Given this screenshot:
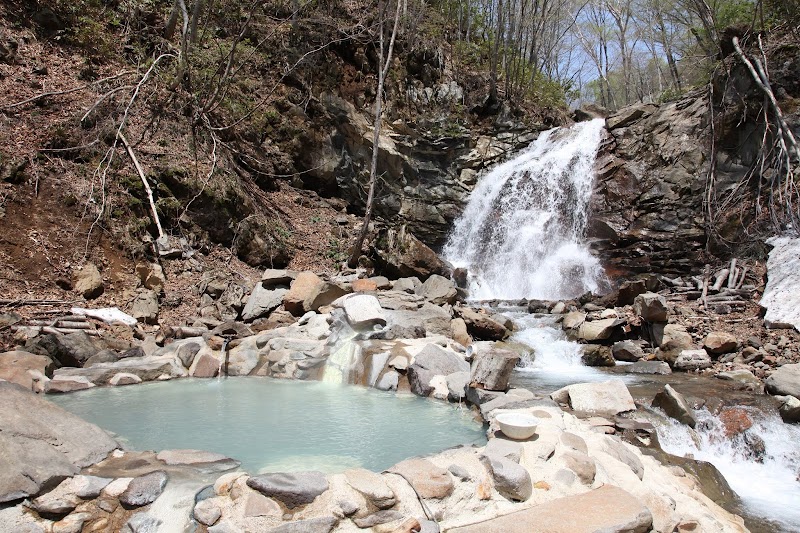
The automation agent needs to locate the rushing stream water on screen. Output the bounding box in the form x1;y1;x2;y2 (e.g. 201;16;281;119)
444;120;800;531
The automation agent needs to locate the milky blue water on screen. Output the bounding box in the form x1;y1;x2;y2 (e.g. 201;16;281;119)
49;377;485;473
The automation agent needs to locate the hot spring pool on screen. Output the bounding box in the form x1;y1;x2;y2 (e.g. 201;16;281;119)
49;377;486;474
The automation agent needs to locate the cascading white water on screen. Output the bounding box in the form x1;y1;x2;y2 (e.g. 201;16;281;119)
657;407;800;532
444;119;607;300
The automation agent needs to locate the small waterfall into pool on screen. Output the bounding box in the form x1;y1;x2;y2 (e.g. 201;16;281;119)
657;408;800;532
444;119;607;301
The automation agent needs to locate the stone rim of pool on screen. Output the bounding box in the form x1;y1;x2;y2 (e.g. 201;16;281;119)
48;376;488;475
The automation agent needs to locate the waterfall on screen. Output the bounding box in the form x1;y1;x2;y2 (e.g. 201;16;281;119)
657;407;800;532
444;119;607;301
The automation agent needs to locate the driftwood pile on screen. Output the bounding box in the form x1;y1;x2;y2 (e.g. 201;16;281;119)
9;314;101;336
660;259;756;314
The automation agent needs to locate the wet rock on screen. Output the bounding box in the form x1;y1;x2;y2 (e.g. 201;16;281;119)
652;384;697;428
633;292;668;323
580;345;615;367
246;471;329;508
416;274;457;305
446;371;470;401
765;363;800;399
241;285;287;322
718;408;752;437
130;289;159;324
562;311;586;330
342;294;386;328
53;356;187;385
551;380;635;416
73;263;103;300
120;470;168;508
372;226;452;280
673;349;712;371
457;307;509;341
109;372;142;386
703;331;739;355
389;458;453;499
470;348;519;391
778;395;800;423
156;449;239;470
0;350;54;390
715;369;759;385
627;361;671;375
611;340;644;362
46;375;95;393
344;468;396;509
480;453;531;502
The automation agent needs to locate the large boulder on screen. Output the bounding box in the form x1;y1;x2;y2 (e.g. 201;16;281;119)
633;292;669;323
51;356;187;385
120;471;168;508
457;307;509;341
407;344;469;397
372;226;452;281
344;469;396;509
26;332;102;368
387;458;453;499
470;349;519;391
241;284;288;322
765;363;800;399
342;294;386;329
703;331;739;355
0;350;54;390
0;382;118;503
551;380;635;416
652;384;697;428
73;263;104;300
612;340;645;362
576;318;623;341
247;471;328;508
580;345;615;367
284;272;348;316
479;453;531;502
416;274;457;305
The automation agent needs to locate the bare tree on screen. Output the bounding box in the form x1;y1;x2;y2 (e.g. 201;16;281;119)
347;0;403;267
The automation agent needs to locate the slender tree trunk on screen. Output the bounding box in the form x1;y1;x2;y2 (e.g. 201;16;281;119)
347;0;402;267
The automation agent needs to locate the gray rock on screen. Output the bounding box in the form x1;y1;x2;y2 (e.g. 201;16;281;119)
342;294;386;328
652;384;697;428
109;372;142;386
408;344;469;396
372;226;452;280
0;382;117;503
627;361;672;375
633;292;668;323
765;363;800;399
392;277;420;293
73;263;103;300
120;471;168;508
267;517;337;533
175;341;202;368
480;453;532;502
576;318;623;341
135;262;165;292
580;345;615;367
242;284;287;322
470;349;519;391
130;289;159;325
375;370;399;391
484;438;522;463
416;274;457;305
246;471;328;508
121;513;162;533
760;236;800;330
353;511;405;528
551;380;635;416
716;369;759;385
673;349;712;371
261;269;296;287
344;468;395;509
45;375;95;393
779;395;800;423
27;331;102;368
84;349;120;367
446;371;470;401
457;307;509;341
53;356;186;385
156;449;239;470
558;450;596;484
612;340;645;362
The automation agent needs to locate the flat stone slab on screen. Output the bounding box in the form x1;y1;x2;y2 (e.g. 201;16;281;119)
156;449;240;471
246;471;329;508
449;485;652;533
342;294;387;328
551;380;635;416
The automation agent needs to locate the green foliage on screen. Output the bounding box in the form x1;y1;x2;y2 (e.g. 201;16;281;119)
325;236;348;262
715;0;756;29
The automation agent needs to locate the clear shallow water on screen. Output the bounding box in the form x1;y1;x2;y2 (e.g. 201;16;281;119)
49;378;486;474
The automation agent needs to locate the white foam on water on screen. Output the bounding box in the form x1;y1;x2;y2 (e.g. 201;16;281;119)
444;119;607;300
657;408;800;532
